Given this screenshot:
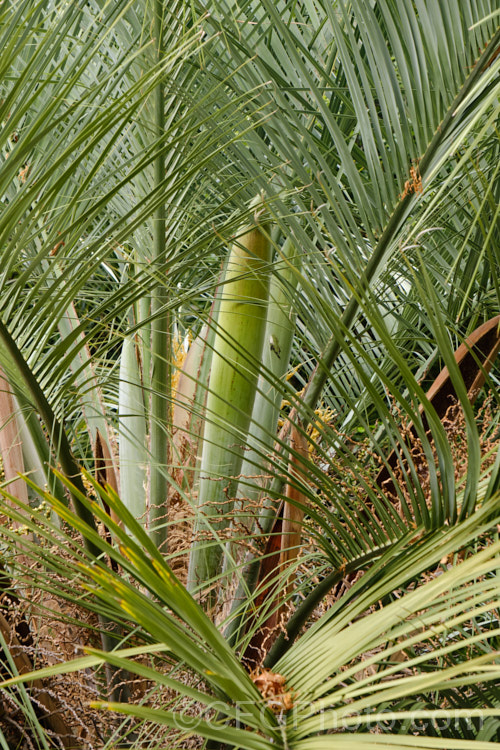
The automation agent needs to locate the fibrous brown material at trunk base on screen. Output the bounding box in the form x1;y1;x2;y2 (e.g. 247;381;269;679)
0;562;126;748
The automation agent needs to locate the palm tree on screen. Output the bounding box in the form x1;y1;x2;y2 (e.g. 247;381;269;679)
0;0;499;748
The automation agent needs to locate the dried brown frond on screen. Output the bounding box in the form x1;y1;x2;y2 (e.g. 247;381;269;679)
251;667;296;713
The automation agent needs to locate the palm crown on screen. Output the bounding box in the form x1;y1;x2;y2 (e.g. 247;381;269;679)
0;1;499;748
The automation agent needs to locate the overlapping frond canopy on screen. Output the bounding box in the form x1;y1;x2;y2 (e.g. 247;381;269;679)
0;0;499;746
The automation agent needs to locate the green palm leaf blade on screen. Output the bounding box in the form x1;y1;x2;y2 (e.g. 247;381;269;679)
188;0;500;549
92;701;277;750
15;471;280;725
0;641;276;746
293;738;500;749
272;500;500;746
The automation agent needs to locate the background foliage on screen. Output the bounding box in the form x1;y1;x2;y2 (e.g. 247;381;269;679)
0;0;499;748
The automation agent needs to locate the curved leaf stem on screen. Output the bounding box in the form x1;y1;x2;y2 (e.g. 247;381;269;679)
149;0;170;550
